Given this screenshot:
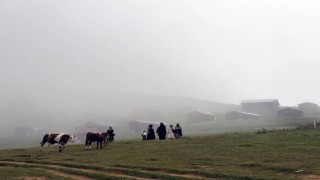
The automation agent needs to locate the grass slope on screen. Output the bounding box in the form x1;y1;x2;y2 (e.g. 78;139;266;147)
1;128;320;179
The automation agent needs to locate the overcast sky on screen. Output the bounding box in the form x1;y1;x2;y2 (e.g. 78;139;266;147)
1;0;320;106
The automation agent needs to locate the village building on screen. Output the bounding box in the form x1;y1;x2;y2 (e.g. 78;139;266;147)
298;102;318;111
225;111;260;121
187;110;217;124
241;99;280;117
277;107;304;118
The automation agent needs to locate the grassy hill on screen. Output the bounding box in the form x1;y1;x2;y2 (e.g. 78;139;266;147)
0;93;240;149
1;127;320;179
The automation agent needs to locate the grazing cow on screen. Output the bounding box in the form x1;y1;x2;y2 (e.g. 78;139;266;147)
85;132;109;150
40;133;76;152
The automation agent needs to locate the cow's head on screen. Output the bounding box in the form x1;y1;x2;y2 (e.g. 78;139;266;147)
68;135;76;143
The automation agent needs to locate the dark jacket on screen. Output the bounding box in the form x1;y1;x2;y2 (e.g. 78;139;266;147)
147;126;155;140
156;123;167;140
175;124;182;138
107;129;115;142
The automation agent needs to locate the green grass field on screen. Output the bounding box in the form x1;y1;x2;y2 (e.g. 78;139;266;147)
1;127;320;179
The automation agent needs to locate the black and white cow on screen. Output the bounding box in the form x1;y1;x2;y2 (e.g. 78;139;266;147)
40;133;76;152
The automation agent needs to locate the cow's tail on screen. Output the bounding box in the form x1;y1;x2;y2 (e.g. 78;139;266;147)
85;137;88;147
85;133;90;147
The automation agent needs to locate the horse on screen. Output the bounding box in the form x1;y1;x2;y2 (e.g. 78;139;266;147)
40;133;76;152
85;132;109;150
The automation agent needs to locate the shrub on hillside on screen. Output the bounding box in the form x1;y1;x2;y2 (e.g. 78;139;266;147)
296;121;320;130
256;128;267;134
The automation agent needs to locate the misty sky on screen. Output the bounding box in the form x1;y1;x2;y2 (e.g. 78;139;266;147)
1;0;320;106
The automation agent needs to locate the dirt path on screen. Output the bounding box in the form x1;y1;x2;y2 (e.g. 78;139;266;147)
0;161;93;180
304;175;320;180
0;161;151;180
46;165;151;180
17;176;47;180
0;160;208;179
162;172;208;179
46;169;93;180
0;166;15;169
138;169;208;179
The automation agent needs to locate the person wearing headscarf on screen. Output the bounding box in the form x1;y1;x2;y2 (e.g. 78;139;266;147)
147;124;155;140
167;124;175;139
107;126;115;142
175;123;182;138
156;122;167;140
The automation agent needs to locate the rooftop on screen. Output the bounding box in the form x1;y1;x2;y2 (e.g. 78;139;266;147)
190;110;216;116
277;107;303;112
229;111;260;117
241;99;279;104
131;120;169;125
298;102;318;106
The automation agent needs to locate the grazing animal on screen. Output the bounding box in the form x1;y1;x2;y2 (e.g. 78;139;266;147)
40;133;76;152
85;132;109;150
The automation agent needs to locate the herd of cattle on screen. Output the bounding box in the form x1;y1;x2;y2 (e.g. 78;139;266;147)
39;132;109;152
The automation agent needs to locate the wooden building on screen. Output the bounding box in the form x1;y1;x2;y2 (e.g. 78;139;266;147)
241;99;280;116
277;107;304;118
187;110;217;124
225;111;260;121
298;102;318;111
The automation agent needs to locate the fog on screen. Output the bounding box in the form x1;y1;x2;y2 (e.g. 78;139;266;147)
1;1;320;146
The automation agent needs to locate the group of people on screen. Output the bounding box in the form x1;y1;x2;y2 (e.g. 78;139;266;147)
142;123;182;141
88;123;182;143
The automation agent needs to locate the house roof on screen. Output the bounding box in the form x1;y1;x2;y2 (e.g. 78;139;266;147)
130;120;169;125
277;107;303;112
189;110;216;116
241;99;279;104
298;102;318;106
227;111;260;117
278;106;299;110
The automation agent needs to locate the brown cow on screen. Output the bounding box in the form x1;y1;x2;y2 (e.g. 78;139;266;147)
85;132;108;150
40;133;76;152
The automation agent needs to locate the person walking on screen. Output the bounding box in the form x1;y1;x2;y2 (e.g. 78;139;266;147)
156;122;167;140
142;130;147;141
175;123;182;138
147;124;155;140
107;126;115;142
167;124;175;139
